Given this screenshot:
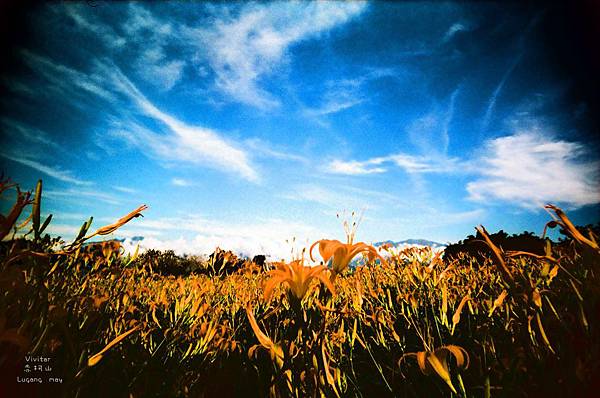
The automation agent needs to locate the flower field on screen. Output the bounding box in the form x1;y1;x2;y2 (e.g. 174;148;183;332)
1;178;599;397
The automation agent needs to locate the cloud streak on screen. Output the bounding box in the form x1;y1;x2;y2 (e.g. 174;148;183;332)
281;183;401;211
481;51;523;131
1;153;92;186
171;178;192;187
1;118;61;150
327;158;388;175
22;51;116;103
304;78;366;117
123;4;186;91
407;86;460;156
244;138;308;164
61;4;126;49
481;13;543;131
443;22;471;42
326;154;460;175
45;188;122;205
106;64;260;182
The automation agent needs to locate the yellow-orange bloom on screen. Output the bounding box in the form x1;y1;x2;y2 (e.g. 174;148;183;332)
309;239;386;275
263;260;335;301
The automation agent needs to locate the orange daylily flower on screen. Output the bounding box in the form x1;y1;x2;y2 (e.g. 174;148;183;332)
263;260;335;301
309;239;387;275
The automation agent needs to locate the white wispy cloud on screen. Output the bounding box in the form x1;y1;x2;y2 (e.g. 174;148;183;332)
467;131;600;208
61;3;126;49
18;49;262;182
281;183;400;211
113;186;138;194
304;79;366;117
327;158;387;175
2;79;37;97
1;153;92;186
54;2;368;100
138;48;185;91
1;118;61;149
104;64;259;182
45;188;122;205
22;51;115;103
481;13;542;131
171;178;192;187
244;138;308;163
122;3;173;38
187;1;367;108
312;98;364;116
58;4;184;91
390;154;460;173
302;69;401;123
124;4;185;91
481;51;523;131
443;22;470;42
407;86;460;155
326;153;460;175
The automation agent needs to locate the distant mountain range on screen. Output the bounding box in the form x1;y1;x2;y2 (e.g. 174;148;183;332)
373;239;447;249
116;235;447;258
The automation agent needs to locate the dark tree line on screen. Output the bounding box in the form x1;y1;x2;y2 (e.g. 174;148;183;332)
444;223;600;261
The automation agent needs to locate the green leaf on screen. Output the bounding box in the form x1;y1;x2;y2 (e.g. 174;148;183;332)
32;179;42;239
75;217;94;242
39;214;52;235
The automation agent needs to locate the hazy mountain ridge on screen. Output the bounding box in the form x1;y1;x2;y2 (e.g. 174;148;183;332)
373;239;447;249
116;236;447;259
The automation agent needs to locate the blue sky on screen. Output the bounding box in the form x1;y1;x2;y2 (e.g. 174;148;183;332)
1;1;599;259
